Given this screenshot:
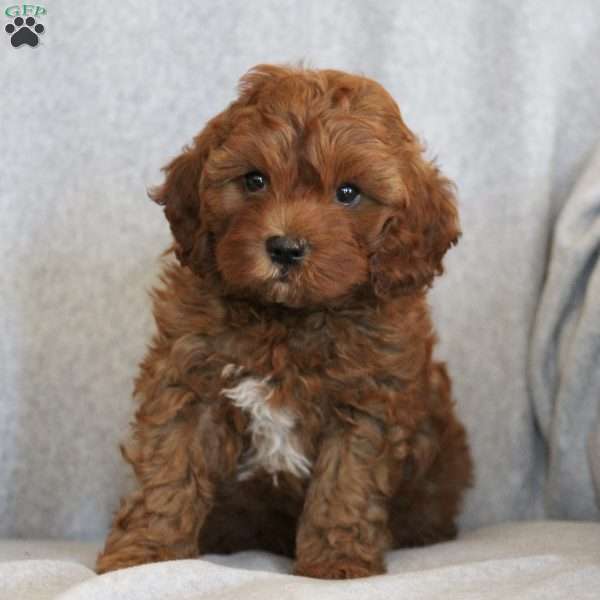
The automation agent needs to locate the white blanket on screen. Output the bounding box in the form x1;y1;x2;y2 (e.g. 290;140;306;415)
1;522;599;600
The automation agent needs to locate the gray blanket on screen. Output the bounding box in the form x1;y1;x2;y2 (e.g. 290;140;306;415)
530;142;600;518
0;0;599;540
2;522;600;599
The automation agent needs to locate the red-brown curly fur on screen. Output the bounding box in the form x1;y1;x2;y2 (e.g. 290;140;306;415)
96;65;472;579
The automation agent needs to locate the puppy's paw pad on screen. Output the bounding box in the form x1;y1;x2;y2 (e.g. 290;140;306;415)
5;16;44;47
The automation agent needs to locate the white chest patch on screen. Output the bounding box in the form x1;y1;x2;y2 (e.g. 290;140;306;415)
221;370;311;483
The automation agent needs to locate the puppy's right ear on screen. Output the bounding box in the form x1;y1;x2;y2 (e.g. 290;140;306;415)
148;117;224;270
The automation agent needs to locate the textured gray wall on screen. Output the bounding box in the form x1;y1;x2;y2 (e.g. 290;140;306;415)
1;0;599;540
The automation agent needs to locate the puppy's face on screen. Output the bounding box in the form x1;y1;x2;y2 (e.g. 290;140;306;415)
151;66;459;308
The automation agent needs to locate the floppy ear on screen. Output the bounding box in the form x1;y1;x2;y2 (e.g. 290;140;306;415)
148;116;225;272
370;161;460;297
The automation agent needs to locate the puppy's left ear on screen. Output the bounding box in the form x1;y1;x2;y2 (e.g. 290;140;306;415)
149;115;225;272
370;160;460;297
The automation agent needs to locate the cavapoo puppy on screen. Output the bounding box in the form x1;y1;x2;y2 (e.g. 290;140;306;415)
97;65;472;579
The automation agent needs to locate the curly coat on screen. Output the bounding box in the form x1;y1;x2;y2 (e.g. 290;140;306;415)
96;65;472;579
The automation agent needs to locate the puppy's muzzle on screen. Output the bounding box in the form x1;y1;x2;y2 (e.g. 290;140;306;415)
266;236;307;268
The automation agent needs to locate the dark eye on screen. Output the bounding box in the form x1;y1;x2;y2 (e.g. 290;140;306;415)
244;171;268;193
335;183;361;207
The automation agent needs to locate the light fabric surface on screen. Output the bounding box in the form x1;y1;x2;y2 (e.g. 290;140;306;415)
1;523;599;600
530;142;600;518
1;0;600;541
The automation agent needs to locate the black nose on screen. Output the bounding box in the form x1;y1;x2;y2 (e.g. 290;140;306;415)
266;236;307;267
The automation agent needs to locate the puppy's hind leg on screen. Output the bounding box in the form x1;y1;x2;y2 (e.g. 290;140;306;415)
389;364;472;548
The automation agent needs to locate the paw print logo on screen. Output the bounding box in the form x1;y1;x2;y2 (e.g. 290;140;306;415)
5;16;44;47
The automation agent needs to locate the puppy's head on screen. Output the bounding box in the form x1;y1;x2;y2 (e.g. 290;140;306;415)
150;65;459;307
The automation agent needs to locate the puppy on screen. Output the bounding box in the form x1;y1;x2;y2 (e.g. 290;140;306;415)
96;65;472;579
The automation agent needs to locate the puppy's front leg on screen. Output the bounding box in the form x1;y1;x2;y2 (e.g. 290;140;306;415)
96;388;240;573
294;413;392;579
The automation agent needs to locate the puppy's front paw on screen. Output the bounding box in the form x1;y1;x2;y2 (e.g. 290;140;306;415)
294;558;384;579
96;551;152;574
96;544;180;573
